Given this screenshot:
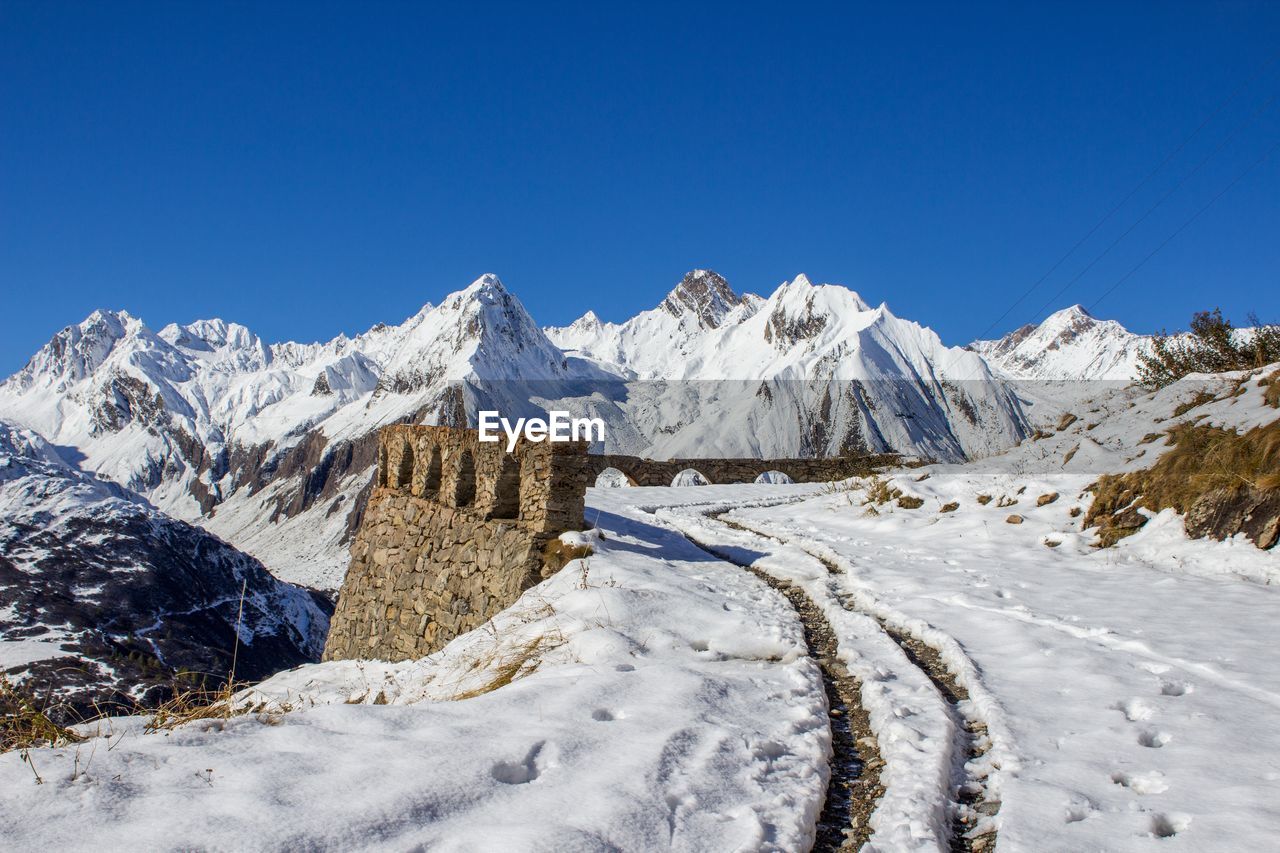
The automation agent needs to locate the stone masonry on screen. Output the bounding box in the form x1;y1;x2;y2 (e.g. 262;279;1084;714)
322;425;594;662
585;453;898;486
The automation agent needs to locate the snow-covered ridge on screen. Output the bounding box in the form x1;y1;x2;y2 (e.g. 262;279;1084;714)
969;304;1153;381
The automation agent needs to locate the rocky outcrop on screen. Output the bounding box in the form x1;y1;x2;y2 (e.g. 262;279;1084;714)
1185;486;1280;550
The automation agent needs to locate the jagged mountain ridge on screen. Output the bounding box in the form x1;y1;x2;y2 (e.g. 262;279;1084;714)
548;271;1030;461
2;270;1032;589
0;421;329;720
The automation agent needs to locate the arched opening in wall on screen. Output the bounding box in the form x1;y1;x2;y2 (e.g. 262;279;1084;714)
377;444;389;487
454;450;476;507
671;468;711;487
395;441;415;490
754;470;795;485
594;467;636;488
423;447;443;499
489;455;522;519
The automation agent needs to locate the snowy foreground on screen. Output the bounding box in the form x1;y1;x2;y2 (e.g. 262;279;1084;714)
4;465;1279;851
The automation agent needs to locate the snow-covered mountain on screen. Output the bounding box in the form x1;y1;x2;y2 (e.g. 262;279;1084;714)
546;269;766;375
969;305;1152;381
549;271;1030;461
0;271;1030;588
0;420;329;720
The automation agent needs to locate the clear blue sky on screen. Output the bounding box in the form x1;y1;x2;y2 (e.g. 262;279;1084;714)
3;1;1278;374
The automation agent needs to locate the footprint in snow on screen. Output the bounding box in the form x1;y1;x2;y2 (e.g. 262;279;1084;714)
1064;797;1097;824
1160;679;1193;697
1112;698;1155;721
1149;812;1192;838
1138;729;1172;748
1111;770;1169;794
491;741;548;785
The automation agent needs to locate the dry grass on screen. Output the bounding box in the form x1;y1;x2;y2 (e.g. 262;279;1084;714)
975;494;992;505
1085;419;1280;545
862;475;902;505
1172;390;1216;418
144;680;252;733
896;495;924;509
939;501;959;513
1056;413;1078;431
451;634;562;701
1;677;85;756
1262;370;1280;409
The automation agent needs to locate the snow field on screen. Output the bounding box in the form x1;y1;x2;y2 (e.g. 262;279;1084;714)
727;468;1280;850
0;497;834;852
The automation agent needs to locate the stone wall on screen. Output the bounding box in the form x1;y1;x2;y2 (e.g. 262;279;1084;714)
325;425;893;663
586;453;899;486
322;425;593;662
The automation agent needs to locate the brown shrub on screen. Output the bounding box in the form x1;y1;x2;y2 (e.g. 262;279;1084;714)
897;495;924;509
939;501;959;513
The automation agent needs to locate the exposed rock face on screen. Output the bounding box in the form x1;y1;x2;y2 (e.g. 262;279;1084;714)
323;425;593;662
1185;486;1280;550
659;269;744;329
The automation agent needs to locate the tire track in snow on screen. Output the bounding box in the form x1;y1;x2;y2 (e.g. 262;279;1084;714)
715;512;1005;853
663;516;884;851
655;499;1003;853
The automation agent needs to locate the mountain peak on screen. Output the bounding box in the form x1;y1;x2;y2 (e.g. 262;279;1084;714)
660;269;743;329
971;304;1146;380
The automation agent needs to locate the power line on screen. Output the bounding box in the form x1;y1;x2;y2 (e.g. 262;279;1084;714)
1088;137;1280;313
1022;89;1278;323
972;49;1279;343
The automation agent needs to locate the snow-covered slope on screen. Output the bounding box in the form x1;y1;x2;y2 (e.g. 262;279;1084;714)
969;305;1152;381
0;421;329;719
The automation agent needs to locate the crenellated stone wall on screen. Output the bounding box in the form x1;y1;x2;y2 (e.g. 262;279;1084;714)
322;425;593;662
